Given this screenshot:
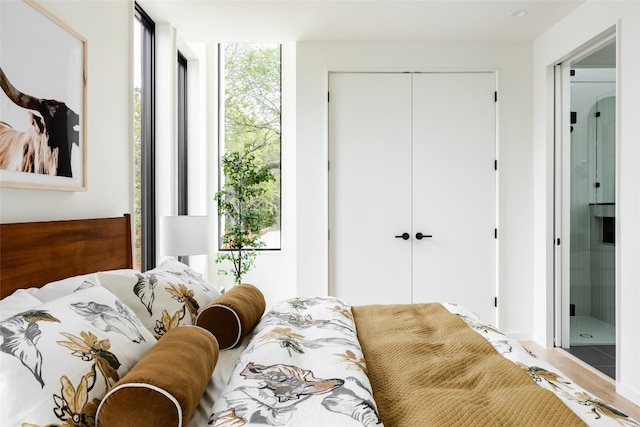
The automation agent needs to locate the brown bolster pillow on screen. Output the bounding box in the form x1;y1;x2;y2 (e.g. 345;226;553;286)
195;283;266;350
96;325;219;427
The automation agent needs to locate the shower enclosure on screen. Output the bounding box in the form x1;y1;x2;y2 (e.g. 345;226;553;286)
560;40;617;378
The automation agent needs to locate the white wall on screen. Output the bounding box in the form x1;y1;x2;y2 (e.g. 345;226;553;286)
296;41;534;337
0;1;133;223
532;1;640;404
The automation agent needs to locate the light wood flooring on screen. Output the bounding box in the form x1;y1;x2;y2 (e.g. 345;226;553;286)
520;340;640;422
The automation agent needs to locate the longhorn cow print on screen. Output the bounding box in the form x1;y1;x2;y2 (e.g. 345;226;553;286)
0;67;80;177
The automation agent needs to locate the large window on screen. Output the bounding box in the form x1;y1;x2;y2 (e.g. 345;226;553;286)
133;5;155;271
219;43;282;250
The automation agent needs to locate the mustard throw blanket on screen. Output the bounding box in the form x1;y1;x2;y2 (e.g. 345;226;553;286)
352;303;586;427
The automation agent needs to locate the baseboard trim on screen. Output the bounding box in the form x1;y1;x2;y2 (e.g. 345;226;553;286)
617;383;640;408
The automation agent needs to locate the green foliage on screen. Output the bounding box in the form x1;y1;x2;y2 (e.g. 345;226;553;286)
215;43;282;284
133;87;142;257
223;44;281;238
215;142;276;284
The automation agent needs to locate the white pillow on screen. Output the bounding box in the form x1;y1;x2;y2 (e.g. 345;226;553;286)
0;286;155;426
32;269;139;303
99;258;220;339
0;289;42;319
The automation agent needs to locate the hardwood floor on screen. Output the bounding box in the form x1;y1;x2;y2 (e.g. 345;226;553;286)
520;340;640;422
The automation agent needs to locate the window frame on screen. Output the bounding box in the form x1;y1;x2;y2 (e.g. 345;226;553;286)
217;43;283;252
134;4;156;271
177;51;188;215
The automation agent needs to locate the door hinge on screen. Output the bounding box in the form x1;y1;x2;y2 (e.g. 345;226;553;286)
328;160;330;171
494;228;498;239
595;111;601;118
494;297;498;307
494;91;497;102
571;111;577;124
556;238;561;245
328;92;330;102
328;229;330;240
494;160;498;171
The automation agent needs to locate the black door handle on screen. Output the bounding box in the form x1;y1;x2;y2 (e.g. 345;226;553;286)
416;232;432;240
395;232;410;240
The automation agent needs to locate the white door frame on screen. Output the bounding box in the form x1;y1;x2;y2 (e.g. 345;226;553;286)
553;34;617;349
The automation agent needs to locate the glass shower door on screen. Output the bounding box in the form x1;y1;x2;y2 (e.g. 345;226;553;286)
566;56;616;378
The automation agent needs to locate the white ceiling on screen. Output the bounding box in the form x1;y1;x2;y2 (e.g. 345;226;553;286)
142;0;585;43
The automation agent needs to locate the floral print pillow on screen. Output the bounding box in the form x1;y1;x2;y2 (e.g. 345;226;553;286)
0;289;41;319
0;286;155;427
98;257;221;339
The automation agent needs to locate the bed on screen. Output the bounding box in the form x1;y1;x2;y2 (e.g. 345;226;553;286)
1;215;638;427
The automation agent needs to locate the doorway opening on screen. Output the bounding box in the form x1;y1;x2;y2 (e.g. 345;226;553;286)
555;35;617;379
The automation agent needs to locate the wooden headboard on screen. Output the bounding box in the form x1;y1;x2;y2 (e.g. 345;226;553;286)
0;214;132;298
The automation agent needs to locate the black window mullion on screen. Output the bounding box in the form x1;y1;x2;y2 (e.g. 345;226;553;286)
135;4;156;271
177;52;188;215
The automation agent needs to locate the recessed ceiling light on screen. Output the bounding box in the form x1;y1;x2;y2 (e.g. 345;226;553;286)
510;10;527;18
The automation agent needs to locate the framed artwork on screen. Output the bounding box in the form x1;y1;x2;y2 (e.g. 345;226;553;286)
0;0;87;191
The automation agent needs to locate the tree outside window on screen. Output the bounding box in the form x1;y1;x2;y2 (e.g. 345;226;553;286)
219;43;281;251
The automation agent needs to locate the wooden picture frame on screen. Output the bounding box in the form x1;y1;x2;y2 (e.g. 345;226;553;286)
0;0;87;191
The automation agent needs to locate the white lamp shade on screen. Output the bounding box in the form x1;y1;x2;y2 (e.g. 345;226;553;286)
160;215;209;256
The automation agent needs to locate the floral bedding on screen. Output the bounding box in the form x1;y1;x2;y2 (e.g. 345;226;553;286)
2;276;638;427
0;259;222;427
208;297;381;427
209;298;639;427
0;286;155;427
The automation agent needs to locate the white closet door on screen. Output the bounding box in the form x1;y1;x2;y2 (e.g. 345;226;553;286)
411;73;496;322
329;73;413;304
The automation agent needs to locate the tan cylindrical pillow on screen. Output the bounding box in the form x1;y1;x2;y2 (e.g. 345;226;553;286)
196;283;266;350
96;325;219;427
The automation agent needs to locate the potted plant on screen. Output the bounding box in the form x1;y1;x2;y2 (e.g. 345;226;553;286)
214;143;276;285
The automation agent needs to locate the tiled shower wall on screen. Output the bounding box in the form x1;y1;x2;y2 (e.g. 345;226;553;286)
590;205;616;325
570;69;615;325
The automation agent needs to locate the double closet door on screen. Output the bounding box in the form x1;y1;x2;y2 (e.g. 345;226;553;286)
328;72;497;323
